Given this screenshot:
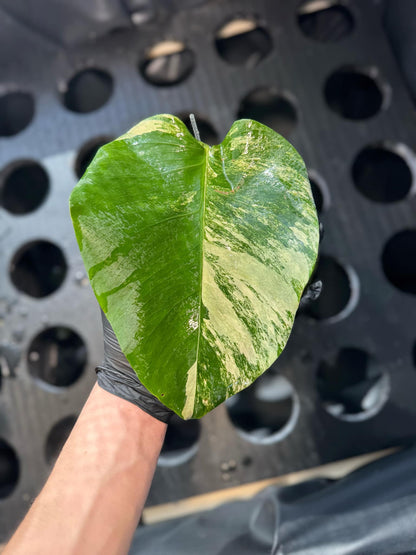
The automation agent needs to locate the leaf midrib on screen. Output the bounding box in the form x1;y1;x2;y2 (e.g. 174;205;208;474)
192;144;209;406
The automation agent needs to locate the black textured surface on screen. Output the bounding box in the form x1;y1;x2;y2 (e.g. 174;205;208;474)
1;0;416;542
384;0;416;104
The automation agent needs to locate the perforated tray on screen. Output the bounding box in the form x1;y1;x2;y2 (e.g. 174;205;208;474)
1;0;416;542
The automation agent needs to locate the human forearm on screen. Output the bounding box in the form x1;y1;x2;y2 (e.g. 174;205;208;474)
4;384;166;555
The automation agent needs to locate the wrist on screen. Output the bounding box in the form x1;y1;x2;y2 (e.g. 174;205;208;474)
96;365;173;423
93;383;168;434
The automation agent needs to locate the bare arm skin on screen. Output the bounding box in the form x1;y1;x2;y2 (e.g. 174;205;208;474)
4;384;166;555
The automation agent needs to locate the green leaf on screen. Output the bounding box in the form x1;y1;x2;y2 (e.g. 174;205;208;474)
69;114;319;419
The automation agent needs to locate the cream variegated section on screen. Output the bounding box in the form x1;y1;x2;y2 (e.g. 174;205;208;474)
202;257;257;376
118;114;181;140
182;361;197;420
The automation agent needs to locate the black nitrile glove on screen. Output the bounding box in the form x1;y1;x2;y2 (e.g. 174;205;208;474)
299;221;324;308
96;312;173;423
299;279;322;308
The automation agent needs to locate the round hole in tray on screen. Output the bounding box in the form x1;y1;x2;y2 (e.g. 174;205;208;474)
382;230;416;295
215;17;272;68
140;41;195;87
297;0;354;42
308;170;330;214
75;136;113;179
62;68;114;113
237;87;297;138
158;415;200;467
10;240;67;298
28;327;86;388
45;416;77;464
226;373;299;445
176;112;219;145
305;255;358;322
316;347;390;421
0;439;19;498
352;143;412;203
0;91;35;137
1;160;49;215
325;66;385;120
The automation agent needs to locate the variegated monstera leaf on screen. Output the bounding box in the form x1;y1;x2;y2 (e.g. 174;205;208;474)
70;114;319;419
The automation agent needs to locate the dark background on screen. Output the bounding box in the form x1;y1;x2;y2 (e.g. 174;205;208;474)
1;0;416;542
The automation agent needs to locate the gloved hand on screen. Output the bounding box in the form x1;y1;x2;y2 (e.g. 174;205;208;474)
299;279;322;308
96;312;173;423
299;221;324;308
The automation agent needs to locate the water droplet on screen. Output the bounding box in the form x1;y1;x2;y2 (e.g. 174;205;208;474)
12;327;25;342
74;270;89;287
7;298;18;314
228;459;237;471
29;351;40;362
19;306;28;317
221;459;237;473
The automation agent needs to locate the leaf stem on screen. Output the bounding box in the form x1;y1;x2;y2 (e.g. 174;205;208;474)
189;113;201;141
